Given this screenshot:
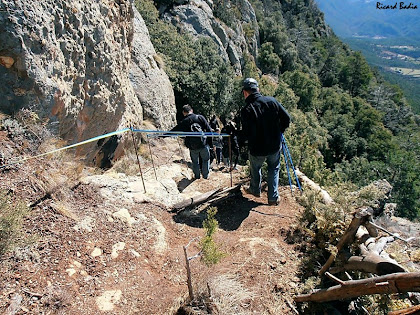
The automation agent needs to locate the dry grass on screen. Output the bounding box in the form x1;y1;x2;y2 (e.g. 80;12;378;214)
50;201;78;221
29;158;83;202
41;285;72;309
390;67;420;78
206;274;255;314
0;191;30;255
153;54;165;69
111;151;143;176
411;249;420;263
1;111;89;255
178;271;256;314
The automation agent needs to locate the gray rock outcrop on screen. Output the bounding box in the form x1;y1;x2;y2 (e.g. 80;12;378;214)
130;7;176;130
162;0;259;75
0;0;176;167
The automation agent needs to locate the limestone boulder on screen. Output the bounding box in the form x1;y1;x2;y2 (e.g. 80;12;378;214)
0;0;176;167
162;0;259;75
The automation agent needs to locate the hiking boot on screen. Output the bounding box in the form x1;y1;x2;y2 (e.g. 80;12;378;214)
244;186;261;197
268;199;279;206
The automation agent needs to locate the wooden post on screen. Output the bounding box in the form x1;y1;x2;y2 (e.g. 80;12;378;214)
183;245;194;301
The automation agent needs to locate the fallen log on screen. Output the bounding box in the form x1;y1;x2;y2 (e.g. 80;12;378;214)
318;207;373;275
388;305;420;315
172;184;241;211
344;254;406;275
294;272;420;303
172;188;224;210
295;169;333;204
343;227;406;275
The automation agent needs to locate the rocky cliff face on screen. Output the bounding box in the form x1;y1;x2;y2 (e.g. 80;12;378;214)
130;7;176;130
161;0;259;75
0;0;175;167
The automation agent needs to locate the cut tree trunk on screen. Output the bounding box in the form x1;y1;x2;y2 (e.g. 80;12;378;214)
318;207;373;275
294;272;420;303
388;305;420;315
344;254;406;275
343;229;406;275
172;184;241;211
295;169;333;204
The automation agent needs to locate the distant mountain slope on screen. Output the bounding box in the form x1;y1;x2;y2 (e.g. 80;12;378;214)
315;0;420;39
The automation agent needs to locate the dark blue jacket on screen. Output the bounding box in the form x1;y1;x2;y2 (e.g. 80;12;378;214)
171;113;213;148
240;92;290;156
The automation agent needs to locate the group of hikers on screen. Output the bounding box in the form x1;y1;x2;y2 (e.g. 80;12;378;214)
209;115;240;170
170;77;291;206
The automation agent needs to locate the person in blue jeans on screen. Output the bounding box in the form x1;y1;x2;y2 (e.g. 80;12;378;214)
240;78;291;205
170;105;212;179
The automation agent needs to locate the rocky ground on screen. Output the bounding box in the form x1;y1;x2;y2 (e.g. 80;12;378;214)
0;133;305;314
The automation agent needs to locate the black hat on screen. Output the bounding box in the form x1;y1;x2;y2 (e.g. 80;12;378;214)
242;77;258;91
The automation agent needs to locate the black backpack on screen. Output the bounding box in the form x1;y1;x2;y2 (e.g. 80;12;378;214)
185;116;207;150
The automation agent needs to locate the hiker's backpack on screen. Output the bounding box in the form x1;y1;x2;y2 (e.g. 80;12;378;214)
185;116;207;150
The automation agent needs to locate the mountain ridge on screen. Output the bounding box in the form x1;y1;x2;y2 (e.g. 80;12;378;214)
315;0;420;39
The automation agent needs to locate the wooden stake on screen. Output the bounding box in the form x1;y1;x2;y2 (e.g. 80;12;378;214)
130;127;146;193
147;136;158;181
183;245;194;301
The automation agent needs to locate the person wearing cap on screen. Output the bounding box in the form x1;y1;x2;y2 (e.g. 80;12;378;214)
240;78;291;205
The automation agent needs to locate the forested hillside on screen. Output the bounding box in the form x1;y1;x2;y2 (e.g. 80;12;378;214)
137;0;419;220
315;0;420;115
343;37;420;114
315;0;420;39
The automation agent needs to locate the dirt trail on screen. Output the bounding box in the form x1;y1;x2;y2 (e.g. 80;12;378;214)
0;135;304;314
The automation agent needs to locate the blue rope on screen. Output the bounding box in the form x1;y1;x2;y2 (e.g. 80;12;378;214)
0;127;231;169
131;128;229;137
0;128;131;169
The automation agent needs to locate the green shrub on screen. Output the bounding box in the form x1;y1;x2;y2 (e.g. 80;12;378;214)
200;207;225;266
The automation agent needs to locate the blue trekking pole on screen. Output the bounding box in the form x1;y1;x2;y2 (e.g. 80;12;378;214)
281;135;302;192
281;135;294;194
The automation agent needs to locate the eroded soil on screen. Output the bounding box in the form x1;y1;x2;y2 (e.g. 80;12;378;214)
0;133;304;314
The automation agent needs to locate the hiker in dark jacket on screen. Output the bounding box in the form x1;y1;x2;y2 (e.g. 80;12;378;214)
171;105;213;179
213;127;223;165
209;115;220;132
221;120;239;169
240;78;291;205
